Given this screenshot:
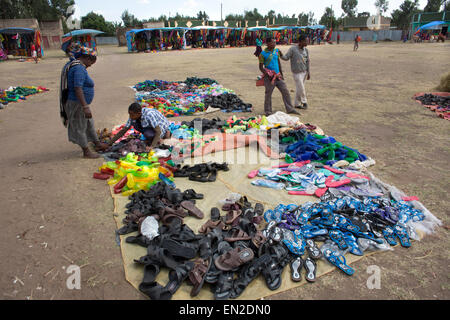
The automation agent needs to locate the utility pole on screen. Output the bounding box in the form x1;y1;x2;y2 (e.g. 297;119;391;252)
330;5;333;28
221;3;223;23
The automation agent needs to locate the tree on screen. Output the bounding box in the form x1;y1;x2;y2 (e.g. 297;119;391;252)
341;0;358;17
298;12;309;26
244;8;263;20
319;7;338;28
197;11;209;21
423;0;444;12
0;0;75;20
308;11;317;25
121;10;140;27
81;12;116;36
225;13;244;21
391;0;421;30
375;0;390;14
358;12;371;17
265;10;276;20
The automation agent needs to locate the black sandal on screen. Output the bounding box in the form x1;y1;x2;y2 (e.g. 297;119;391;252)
214;271;234;300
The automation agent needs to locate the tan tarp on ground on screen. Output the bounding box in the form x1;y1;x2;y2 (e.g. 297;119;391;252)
109;145;390;300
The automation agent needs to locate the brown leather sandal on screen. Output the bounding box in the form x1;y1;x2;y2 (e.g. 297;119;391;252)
214;247;254;271
224;228;251;242
198;220;225;234
180;201;204;219
225;210;241;226
189;257;212;297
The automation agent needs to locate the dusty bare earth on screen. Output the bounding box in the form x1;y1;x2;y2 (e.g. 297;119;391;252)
0;41;449;300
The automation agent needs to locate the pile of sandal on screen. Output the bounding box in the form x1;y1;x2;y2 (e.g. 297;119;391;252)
264;186;428;277
174;162;229;183
120;186;304;300
414;93;450;120
203;93;253;113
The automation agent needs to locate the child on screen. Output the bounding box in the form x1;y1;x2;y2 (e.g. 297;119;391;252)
31;43;38;63
109;103;171;150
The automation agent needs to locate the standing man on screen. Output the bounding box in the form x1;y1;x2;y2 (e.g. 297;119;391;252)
354;34;360;51
280;34;310;109
259;38;299;116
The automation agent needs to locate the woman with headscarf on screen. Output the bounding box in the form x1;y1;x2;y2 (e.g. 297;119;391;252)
60;46;108;158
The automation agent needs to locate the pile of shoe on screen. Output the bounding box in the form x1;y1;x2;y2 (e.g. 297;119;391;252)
264;185;427;277
415;93;450;120
203;93;252;113
122;188;304;300
183;77;217;87
118;182;206;233
174;162;229;183
285;133;368;165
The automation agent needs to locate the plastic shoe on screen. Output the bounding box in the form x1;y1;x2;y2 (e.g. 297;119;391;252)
323;249;354;276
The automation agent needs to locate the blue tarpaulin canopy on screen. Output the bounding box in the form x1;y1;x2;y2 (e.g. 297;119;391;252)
63;29;104;37
0;27;35;34
417;21;448;30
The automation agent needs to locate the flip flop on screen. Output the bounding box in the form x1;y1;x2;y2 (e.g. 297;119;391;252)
180;200;204;219
306;239;322;259
383;226;398;246
324;249;354;276
290;257;303;282
304;257;317;282
394;225;411;248
329;230;348;250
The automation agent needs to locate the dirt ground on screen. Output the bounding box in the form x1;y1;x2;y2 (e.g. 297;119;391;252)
0;41;449;300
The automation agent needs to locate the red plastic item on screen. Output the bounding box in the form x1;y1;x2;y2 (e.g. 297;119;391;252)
314;188;328;198
114;176;128;193
326;179;352;188
93;172;111;180
402;196;419;201
288;191;315;196
323;165;345;174
100;168;115;175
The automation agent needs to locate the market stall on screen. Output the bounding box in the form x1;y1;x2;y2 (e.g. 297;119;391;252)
0;27;43;60
62;29;104;53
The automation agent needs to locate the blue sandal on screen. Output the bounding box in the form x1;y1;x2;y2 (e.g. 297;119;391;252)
329;230;348;250
343;232;363;256
324;249;355;276
394;225;411;248
383;226;398;246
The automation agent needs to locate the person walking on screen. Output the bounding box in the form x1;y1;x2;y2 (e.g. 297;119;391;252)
354;34;361;51
258;38;299;116
280;34;310;109
60;46;108;158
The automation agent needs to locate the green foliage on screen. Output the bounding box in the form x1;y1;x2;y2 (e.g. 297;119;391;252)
121;10;141;27
423;0;445;12
375;0;390;13
341;0;359;17
319;7;338;28
81;11;116;36
391;0;421;30
0;0;75;20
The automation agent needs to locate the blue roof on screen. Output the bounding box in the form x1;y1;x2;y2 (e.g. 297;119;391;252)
0;27;35;34
418;21;448;30
63;29;104;37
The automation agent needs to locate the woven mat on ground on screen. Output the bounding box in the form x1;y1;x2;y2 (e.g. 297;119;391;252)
108;145;426;300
